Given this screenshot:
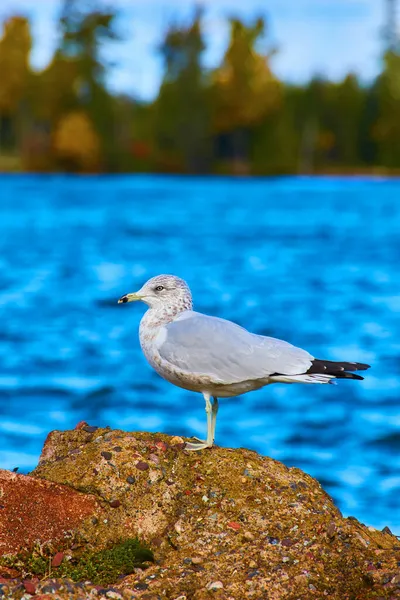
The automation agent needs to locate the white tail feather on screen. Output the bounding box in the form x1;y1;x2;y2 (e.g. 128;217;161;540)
269;374;335;384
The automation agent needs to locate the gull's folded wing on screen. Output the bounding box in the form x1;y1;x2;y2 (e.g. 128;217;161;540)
157;311;313;384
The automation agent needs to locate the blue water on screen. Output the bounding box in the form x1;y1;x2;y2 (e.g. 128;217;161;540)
0;174;399;532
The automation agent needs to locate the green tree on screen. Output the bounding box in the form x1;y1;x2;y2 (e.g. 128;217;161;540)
374;51;400;167
0;16;32;151
154;9;211;172
55;0;119;169
212;17;281;171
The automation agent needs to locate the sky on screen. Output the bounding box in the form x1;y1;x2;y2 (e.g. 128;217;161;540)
0;0;394;100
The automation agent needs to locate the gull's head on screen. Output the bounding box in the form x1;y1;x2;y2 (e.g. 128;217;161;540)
118;274;193;311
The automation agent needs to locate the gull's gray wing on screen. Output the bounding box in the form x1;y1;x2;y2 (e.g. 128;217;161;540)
157;311;313;384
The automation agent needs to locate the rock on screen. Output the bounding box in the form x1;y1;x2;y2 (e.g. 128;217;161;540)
135;461;149;471
206;580;224;590
0;427;398;600
23;580;36;594
51;552;64;567
0;470;98;556
227;521;241;531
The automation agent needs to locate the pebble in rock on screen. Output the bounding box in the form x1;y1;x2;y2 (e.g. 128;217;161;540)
135;461;149;471
206;581;224;590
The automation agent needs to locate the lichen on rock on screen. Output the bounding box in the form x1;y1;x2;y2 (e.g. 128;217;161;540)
0;426;399;599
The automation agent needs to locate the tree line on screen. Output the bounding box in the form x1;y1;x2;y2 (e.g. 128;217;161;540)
1;0;399;174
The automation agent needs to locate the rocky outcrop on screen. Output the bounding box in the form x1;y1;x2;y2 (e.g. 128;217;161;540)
0;425;399;599
0;470;98;556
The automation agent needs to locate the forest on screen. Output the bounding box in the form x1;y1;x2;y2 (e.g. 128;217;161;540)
1;0;400;175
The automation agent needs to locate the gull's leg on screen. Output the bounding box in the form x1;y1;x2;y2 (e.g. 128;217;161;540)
185;393;214;451
211;397;219;443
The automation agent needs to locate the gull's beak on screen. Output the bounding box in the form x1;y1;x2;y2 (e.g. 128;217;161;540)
118;292;143;304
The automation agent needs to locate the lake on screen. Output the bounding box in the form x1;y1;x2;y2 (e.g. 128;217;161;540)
0;174;399;533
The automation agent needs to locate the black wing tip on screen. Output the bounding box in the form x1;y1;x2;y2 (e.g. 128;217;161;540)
308;359;371;378
352;362;370;371
341;372;365;381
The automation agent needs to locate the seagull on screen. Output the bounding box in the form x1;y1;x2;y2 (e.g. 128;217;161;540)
118;274;370;451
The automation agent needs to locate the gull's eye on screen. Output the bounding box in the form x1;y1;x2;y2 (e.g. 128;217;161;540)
155;285;164;292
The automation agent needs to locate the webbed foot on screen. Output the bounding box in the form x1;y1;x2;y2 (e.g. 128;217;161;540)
185;438;213;451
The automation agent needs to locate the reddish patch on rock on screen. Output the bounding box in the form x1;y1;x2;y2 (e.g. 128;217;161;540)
0;566;20;578
23;580;37;594
52;552;65;567
74;421;88;430
0;470;98;556
155;441;167;452
281;538;295;547
109;499;121;508
227;521;241;531
135;461;149;471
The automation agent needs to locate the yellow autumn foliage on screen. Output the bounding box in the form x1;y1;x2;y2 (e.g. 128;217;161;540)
213;19;281;132
53;111;100;170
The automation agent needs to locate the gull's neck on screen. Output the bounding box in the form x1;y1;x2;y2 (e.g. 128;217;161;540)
140;298;193;337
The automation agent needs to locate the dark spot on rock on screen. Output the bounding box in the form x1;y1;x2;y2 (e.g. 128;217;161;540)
192;564;205;572
135;461;149;471
267;537;280;545
101;451;112;461
83;426;99;433
109;499;121;508
290;482;298;490
134;582;149;590
247;570;260;579
41;584;57;593
381;526;392;535
183;558;192;564
113;446;122;452
281;538;295;547
12;467;18;473
126;476;136;484
92;517;99;525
